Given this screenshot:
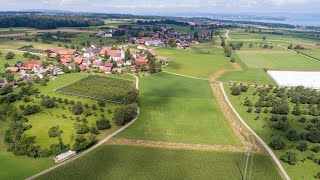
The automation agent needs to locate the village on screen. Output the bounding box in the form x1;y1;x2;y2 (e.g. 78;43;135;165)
0;23;219;89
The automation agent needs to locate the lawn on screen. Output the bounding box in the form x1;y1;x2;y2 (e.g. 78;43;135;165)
238;53;320;70
224;85;320;179
158;45;234;78
37;144;282;180
118;72;239;145
218;55;275;85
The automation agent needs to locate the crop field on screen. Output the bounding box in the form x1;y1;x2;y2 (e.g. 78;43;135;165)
238;53;320;70
118;72;239;145
218;55;275;85
56;75;136;102
37;144;282;180
224;85;320;179
158;45;234;78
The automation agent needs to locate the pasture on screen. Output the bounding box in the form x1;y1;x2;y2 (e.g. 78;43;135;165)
158;45;234;78
224;85;320;179
218;55;275;85
298;48;320;60
118;72;239;145
37;144;282;180
238;53;320;70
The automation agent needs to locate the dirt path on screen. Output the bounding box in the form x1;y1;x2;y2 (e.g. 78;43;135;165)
225;30;230;40
210;63;242;81
109;138;245;152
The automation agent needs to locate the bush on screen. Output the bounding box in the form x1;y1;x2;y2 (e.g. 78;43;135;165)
269;139;286;150
50;140;69;156
123;90;138;104
89;126;100;135
299;117;307;123
96;118;111;130
41;98;55;108
296;142;308;152
247;107;252;113
306;129;320;143
272;121;290;132
280;151;297;165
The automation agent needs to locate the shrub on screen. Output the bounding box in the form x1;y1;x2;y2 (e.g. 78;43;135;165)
285;129;299;141
75;123;89;134
114;104;138;126
89;126;100;135
96;118;111;130
299;117;307;123
306;129;320;143
71;102;83;115
247;107;252;113
272;121;290;132
269;139;286;150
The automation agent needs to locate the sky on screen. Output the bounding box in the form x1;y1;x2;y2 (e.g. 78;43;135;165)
1;0;320;15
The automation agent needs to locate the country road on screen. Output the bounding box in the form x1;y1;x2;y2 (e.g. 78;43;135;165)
225;30;230;40
26;74;140;180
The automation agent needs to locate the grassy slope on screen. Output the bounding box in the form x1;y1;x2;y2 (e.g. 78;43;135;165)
158;44;233;78
37;144;282;180
118;72;239;145
224;85;320;179
239;53;320;71
218;55;275;85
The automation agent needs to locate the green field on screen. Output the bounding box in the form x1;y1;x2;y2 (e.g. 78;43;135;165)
158;45;233;78
218;55;275;85
239;53;320;70
37;144;282;180
224;85;320;179
298;48;320;60
118;72;239;145
56;75;136;102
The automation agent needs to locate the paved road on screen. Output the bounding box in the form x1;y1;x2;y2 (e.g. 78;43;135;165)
219;82;291;180
26;74;140;180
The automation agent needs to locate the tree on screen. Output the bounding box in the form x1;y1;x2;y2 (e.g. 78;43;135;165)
292;104;301;115
123;90;138;104
71;102;83;115
48;126;63;138
193;32;199;39
271;99;290;115
5;52;15;60
5;73;14;82
249;43;253;48
55;53;61;61
96;118;111;130
148;56;156;74
306;129;320;143
296;142;308;152
231;86;241;96
104;51;109;60
269;139;286;150
124;48;131;61
221;39;225;47
224;46;232;57
288;44;293;49
74;123;89;134
262;36;267;41
285;129;299;141
280;151;297;165
113;104;138;126
230;57;235;63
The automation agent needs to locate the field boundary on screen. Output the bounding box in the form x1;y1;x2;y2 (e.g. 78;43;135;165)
219;82;290;180
26;74;140;180
162;70;208;81
109;138;245;152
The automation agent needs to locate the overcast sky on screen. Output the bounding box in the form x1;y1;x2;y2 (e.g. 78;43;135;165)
1;0;320;15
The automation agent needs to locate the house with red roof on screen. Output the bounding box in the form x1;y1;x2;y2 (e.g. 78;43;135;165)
100;66;113;74
137;44;146;50
74;57;85;65
20;60;42;71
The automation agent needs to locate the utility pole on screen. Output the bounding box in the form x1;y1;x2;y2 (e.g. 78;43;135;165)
243;144;254;180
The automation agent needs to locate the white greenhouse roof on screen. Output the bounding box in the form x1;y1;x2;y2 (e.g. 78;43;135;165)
267;71;320;89
53;150;76;163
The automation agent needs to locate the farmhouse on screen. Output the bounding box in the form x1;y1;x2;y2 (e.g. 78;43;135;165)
100;66;113;74
137;44;146;50
53;150;77;163
6;67;20;72
20;60;42;71
74;57;85;65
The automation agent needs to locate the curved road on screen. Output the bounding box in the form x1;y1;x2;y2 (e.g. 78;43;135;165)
26;74;140;180
225;30;230;40
219;82;290;180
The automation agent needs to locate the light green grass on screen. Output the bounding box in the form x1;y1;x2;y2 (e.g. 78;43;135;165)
118;72;239;145
158;45;233;78
218;55;275;85
298;48;320;60
239;53;320;70
37;144;282;180
224;85;320;179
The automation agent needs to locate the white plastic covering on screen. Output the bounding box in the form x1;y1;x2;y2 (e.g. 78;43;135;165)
53;150;76;163
267;71;320;89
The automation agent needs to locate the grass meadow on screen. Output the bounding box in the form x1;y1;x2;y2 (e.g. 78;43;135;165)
218;55;275;85
118;72;239;145
158;45;234;78
37;144;282;180
238;53;320;71
224;85;320;179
